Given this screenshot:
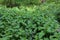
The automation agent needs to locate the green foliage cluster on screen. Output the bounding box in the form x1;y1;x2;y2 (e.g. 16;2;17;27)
0;0;60;5
0;0;60;8
0;0;60;40
0;6;60;40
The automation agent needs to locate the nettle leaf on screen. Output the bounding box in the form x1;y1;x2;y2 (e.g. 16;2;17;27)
44;38;49;40
39;31;45;39
50;38;58;40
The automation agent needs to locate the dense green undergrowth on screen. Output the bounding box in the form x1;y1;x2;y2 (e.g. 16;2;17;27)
0;4;60;40
0;0;60;40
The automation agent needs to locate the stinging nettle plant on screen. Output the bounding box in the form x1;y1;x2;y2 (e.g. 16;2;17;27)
0;7;60;40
